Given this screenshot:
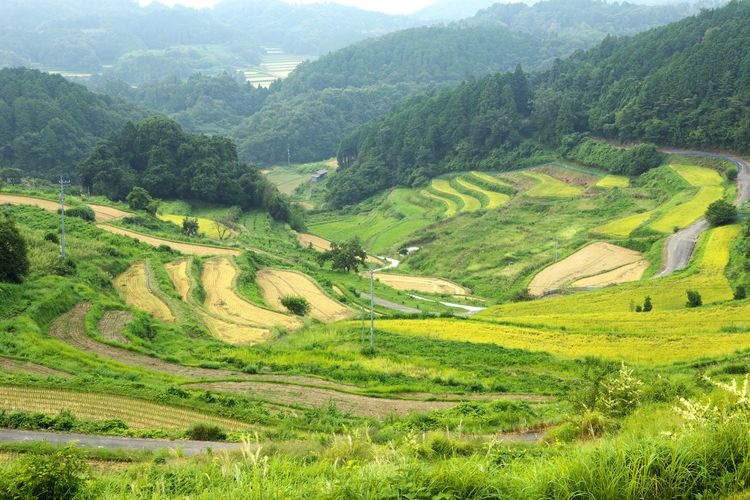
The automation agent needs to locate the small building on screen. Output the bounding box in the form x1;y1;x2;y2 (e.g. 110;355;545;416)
310;169;328;183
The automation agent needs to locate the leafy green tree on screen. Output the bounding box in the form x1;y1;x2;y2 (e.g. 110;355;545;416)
182;217;199;237
0;215;30;283
735;286;746;300
317;237;367;273
686;290;702;308
642;296;653;312
705;200;737;227
126;186;153;211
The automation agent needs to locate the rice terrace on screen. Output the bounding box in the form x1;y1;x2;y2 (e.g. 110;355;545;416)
3;2;750;497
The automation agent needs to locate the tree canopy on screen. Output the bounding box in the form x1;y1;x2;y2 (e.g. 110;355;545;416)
0;215;29;283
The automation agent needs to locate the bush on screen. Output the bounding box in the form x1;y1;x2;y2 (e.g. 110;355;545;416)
735;286;746;300
642;296;652;312
186;423;227;441
0;446;88;500
0;215;29;283
62;206;95;221
126;186;153;211
280;295;310;316
725;165;738;182
686;290;703;308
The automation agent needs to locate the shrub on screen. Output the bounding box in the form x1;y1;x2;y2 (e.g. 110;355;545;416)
43;232;59;243
186;423;227;441
61;206;95;221
280;295;310;316
0;446;88;500
182;217;199;237
126;186;153;211
642;296;652;312
705;200;737;226
686;290;703;308
735;286;746;300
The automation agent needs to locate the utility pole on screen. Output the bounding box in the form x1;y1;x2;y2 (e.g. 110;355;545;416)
287;147;291;168
59;175;70;259
554;238;558;261
369;268;375;349
361;307;365;343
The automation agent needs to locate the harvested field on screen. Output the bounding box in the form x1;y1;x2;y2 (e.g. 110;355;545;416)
113;262;174;322
164;258;192;301
297;232;331;251
373;273;469;296
196;310;270;345
257;268;352;322
96;311;133;344
188;381;458;419
595;211;653;237
87;204;132;222
0;357;71;378
202;257;301;337
521;171;582;197
0;194;64;211
528;242;645;296
0;386;247;430
572;260;649;288
98;224;241;256
596;175;630;188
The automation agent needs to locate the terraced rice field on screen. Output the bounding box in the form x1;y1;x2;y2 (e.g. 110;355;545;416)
257;268;352;322
113;261;174;322
98;225;241;256
157;214;235;239
164;258;193;301
420;189;458;217
648;186;724;233
454;177;510;209
670;164;723;186
0;357;70;378
372;273;469;296
431;179;481;212
87;204;133;222
201;257;301;342
528;242;646;296
0;386;247;430
297;232;331;251
96;311;133;344
594;211;654;237
596;175;630;188
521;172;583;197
572;260;650;288
468;171;513;189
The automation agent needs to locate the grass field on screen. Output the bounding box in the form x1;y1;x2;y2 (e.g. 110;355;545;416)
157;214;234;240
596;175;630;188
0;386;247;430
520;171;583;197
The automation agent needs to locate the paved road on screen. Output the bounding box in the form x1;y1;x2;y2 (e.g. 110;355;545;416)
657;150;749;276
0;429;244;455
358;292;421;314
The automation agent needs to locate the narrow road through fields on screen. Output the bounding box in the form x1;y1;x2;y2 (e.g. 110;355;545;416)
358;292;421;314
657;150;749;277
0;429;243;456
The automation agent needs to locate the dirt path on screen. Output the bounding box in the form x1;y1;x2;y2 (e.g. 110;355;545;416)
358;292;421;314
657;150;749;276
257;268;352;322
113;261;175;322
529;242;645;296
98;224;241;256
372;273;468;296
87;204;133;222
0;194;64;211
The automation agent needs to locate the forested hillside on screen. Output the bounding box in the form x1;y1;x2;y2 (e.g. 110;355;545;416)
0;68;145;179
232;0;706;165
77;116;293;222
328;0;750;207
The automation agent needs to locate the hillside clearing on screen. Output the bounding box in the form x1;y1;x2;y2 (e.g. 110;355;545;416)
372;273;469;296
157;213;235;239
596;175;630;188
113;261;174;322
528;242;645;296
257;268;352;322
98;224;241;256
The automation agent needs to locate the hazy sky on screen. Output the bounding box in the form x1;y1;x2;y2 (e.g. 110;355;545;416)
139;0;439;15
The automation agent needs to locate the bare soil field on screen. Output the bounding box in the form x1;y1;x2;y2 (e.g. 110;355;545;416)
113;262;175;322
87;204;133;222
257;268;352;322
297;232;331;251
573;260;650;288
98;225;241;256
164;258;193;301
0;194;65;211
96;311;133;344
0;357;71;378
528;242;645;296
373;273;469;296
201;257;301;333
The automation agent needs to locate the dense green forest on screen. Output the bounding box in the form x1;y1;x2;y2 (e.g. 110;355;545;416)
96;73;271;135
0;68;145;179
328;0;750;207
77;116;294;222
